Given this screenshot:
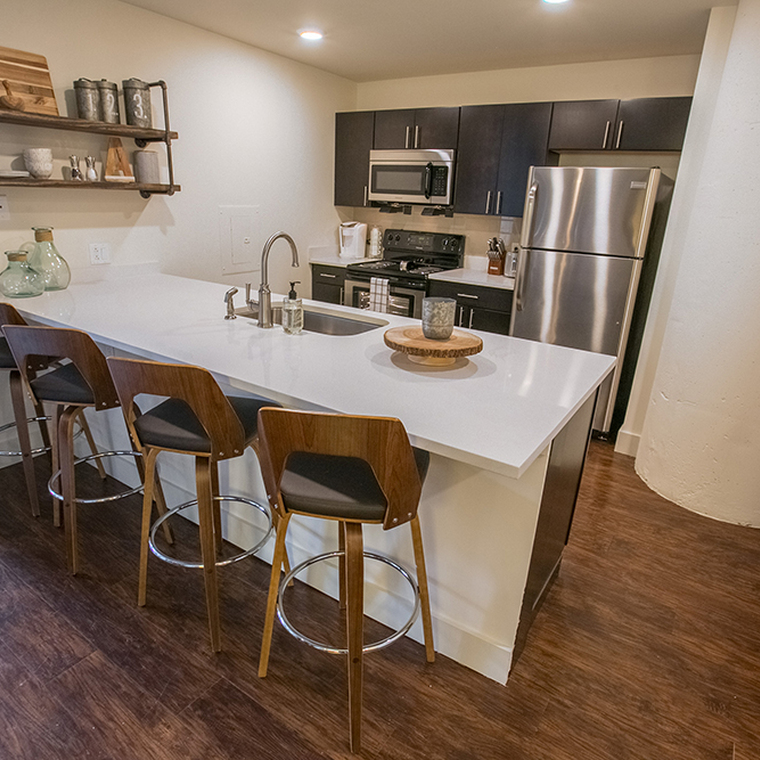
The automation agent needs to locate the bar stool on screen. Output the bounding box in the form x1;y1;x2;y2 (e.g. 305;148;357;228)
107;356;289;652
255;407;435;753
3;324;167;574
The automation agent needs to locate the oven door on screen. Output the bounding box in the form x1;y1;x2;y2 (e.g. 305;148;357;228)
344;278;423;319
368;150;454;205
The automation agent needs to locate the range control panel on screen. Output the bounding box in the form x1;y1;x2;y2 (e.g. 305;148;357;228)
383;229;464;256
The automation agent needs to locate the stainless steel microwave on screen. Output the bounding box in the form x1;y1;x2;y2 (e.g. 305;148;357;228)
368;149;455;206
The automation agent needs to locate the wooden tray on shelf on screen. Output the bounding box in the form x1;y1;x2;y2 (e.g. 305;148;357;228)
384;326;483;365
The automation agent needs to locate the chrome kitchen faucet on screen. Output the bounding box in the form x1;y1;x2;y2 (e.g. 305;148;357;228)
257;232;299;328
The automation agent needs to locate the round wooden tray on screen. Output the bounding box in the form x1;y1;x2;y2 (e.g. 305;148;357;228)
383;326;483;365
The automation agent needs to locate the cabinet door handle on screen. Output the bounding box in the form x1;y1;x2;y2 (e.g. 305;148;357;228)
405;125;410;149
339;287;344;305
457;293;479;300
468;310;474;329
496;191;503;215
602;120;611;149
320;273;338;279
457;306;464;327
615;120;624;149
414;125;420;149
485;190;492;215
363;185;368;206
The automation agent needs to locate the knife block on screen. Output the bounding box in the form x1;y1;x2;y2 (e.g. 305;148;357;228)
487;253;505;276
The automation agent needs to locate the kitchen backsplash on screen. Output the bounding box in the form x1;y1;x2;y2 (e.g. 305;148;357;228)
337;206;521;269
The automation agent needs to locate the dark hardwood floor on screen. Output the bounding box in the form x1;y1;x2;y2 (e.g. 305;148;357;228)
0;440;759;759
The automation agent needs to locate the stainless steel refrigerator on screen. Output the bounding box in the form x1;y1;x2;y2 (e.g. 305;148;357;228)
509;166;674;434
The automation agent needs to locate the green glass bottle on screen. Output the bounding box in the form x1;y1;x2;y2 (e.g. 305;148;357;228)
0;251;45;298
27;226;71;291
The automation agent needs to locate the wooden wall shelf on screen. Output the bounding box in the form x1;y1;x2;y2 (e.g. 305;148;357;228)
0;178;180;194
0;110;177;142
0;81;179;198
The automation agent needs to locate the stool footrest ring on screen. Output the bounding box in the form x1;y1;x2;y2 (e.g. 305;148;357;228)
48;450;144;504
0;415;51;457
149;494;273;569
276;550;421;655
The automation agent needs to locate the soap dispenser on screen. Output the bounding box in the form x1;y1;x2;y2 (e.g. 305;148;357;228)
282;281;303;335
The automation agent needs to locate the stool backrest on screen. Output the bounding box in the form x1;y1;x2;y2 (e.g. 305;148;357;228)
257;407;423;530
0;303;27;327
107;356;246;460
3;325;119;409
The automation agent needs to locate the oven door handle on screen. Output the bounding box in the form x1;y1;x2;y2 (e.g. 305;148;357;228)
424;162;434;200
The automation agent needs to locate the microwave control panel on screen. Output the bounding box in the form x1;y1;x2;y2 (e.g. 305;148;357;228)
430;166;449;197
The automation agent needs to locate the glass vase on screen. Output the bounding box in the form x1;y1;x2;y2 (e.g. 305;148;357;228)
27;226;71;291
0;251;45;298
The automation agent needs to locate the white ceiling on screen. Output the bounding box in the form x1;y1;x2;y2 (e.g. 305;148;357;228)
121;0;730;82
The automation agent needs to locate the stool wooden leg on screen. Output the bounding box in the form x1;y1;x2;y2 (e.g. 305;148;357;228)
196;456;221;652
78;409;106;480
138;448;159;607
9;369;40;518
258;511;291;678
211;460;223;555
33;398;51;451
338;521;347;611
48;405;62;526
59;406;81;575
410;515;435;663
344;521;364;754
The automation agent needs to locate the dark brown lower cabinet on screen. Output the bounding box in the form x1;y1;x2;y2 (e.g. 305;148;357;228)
311;264;346;305
427;279;512;335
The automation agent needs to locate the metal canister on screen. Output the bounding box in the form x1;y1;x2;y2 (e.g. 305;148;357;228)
74;78;100;121
122;78;152;128
97;79;120;123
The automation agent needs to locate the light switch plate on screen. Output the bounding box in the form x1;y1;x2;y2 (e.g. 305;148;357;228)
0;195;9;221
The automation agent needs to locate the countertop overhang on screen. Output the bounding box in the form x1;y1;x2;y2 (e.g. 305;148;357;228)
10;270;615;479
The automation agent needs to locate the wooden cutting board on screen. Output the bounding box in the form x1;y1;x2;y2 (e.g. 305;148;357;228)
384;326;483;365
0;45;59;115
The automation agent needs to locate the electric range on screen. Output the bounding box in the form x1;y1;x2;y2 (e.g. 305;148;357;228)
343;229;464;318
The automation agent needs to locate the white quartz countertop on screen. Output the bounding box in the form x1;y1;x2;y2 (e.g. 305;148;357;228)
12;271;614;479
429;269;515;290
309;255;374;268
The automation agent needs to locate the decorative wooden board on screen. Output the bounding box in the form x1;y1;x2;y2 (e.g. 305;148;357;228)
384;326;483;365
0;45;58;115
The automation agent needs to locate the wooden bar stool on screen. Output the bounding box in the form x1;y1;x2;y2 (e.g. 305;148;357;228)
3;324;167;574
107;356;289;653
0;303;50;517
255;407;435;754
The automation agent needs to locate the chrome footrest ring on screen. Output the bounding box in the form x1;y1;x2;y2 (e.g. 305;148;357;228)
0;415;51;457
149;494;273;569
48;450;144;504
276;550;421;655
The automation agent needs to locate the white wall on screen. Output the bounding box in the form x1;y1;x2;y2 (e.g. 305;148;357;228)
357;55;700;110
0;0;357;293
634;0;760;526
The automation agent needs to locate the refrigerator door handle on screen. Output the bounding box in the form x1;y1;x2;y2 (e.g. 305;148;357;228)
521;182;538;249
514;246;529;312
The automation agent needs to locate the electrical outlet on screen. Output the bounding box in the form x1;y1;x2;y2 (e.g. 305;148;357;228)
0;195;9;221
89;243;111;265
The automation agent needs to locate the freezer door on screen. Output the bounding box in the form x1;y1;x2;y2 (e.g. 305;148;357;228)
510;249;637;356
526;166;658;258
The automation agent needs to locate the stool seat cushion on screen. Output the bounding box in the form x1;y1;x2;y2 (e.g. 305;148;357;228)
279;446;430;522
0;337;15;369
29;362;94;405
134;395;279;454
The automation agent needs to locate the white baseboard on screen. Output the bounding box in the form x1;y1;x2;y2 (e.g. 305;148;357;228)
614;427;640;457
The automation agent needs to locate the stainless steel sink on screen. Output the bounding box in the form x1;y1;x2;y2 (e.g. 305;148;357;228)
236;303;388;335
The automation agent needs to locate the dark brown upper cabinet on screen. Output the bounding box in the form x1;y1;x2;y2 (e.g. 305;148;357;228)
455;102;555;217
548;97;692;152
373;107;460;150
334;110;374;207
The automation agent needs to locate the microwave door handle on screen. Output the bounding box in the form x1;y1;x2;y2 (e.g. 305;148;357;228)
424;162;433;199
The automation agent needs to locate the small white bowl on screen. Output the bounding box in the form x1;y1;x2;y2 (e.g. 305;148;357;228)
23;148;53;179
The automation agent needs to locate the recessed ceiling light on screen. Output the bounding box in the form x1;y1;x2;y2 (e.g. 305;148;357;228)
299;30;323;41
543;0;569;4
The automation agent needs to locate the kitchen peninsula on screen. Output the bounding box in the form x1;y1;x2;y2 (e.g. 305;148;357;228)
6;269;614;683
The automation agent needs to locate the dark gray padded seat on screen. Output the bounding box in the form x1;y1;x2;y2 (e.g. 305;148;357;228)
279;447;430;521
133;396;279;454
0;337;14;369
29;362;94;405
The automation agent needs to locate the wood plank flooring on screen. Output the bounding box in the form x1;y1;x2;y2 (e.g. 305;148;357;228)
0;441;758;758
